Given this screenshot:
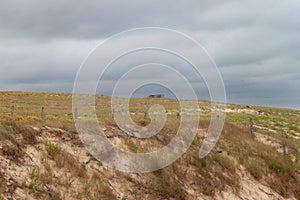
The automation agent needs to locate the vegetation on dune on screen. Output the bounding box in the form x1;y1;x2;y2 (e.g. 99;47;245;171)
0;91;299;199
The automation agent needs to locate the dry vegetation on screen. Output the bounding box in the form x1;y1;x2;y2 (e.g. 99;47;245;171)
0;91;299;199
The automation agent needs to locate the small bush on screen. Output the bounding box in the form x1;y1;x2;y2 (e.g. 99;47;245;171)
213;154;235;173
28;167;46;196
137;118;150;126
0;126;12;141
1;144;24;162
44;141;61;159
27;167;60;199
214;168;237;187
153;169;186;199
82;173;117;200
0;120;37;144
126;140;138;153
20;126;37;145
247;159;263;179
44;140;86;178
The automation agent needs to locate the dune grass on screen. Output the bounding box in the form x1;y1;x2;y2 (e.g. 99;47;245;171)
0;91;299;198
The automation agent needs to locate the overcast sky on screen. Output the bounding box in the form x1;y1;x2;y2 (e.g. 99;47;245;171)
0;0;299;109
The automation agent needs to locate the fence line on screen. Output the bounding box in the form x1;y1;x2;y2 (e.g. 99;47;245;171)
0;104;289;157
0;105;187;120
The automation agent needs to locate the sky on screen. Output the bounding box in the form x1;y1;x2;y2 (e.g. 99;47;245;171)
0;0;299;109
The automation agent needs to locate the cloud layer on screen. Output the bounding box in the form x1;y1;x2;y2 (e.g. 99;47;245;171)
0;0;299;109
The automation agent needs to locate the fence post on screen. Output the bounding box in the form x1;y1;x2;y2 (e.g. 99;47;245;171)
283;144;287;157
112;109;114;119
249;118;255;139
11;105;14;117
41;106;45;119
74;108;78;120
177;112;181;119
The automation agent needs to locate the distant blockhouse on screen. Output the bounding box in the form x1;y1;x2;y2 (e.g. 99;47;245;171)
147;94;165;98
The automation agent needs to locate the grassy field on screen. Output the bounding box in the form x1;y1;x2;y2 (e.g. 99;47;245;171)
0;91;299;199
1;91;299;143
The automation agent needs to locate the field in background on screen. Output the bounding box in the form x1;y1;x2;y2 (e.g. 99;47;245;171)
0;91;299;199
1;91;299;142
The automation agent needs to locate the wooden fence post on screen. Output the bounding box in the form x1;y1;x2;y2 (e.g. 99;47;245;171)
74;108;78;119
41;106;45;119
249;118;255;139
112;109;114;119
177;112;181;119
283;144;287;157
11;105;14;117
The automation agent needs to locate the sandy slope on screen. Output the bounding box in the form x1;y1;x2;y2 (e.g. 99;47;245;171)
1;124;297;200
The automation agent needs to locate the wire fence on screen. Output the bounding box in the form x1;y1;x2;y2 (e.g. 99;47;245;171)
0;105;71;118
0;105;289;157
0;104;183;120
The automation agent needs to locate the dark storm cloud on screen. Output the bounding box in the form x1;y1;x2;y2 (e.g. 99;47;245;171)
0;38;99;87
0;0;222;39
0;0;299;109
